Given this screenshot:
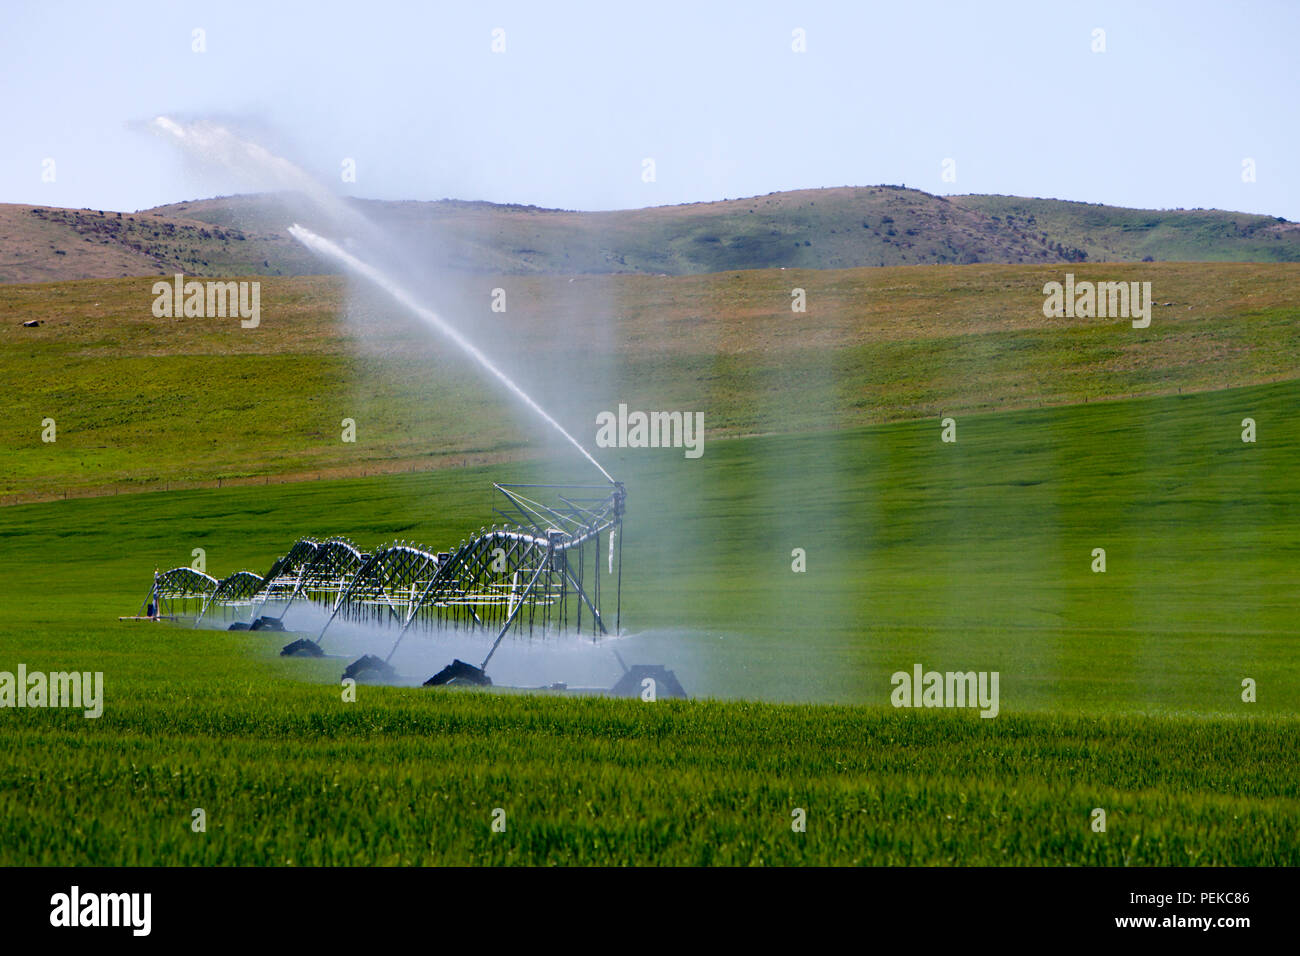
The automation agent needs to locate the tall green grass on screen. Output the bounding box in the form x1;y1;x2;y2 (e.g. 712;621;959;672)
0;630;1294;865
0;382;1294;864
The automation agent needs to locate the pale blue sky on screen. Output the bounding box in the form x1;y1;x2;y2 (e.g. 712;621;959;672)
2;0;1296;217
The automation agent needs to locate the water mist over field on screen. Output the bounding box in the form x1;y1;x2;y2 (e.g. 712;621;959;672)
286;224;614;484
147;115;718;695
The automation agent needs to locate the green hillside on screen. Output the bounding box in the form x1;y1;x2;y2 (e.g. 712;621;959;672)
5;186;1298;283
157;187;1300;274
957;194;1300;264
1;256;1296;866
3;262;1297;502
0;381;1296;864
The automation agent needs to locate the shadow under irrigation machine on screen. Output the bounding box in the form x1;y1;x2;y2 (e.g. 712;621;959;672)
131;480;687;697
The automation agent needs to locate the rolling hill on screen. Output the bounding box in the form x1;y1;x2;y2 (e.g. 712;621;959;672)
3;186;1298;283
3;261;1297;502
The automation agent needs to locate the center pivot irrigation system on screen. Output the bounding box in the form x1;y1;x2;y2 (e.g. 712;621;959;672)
135;481;683;695
132;219;685;696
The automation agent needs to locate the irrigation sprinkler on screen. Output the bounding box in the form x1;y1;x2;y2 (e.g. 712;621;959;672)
124;567;217;624
131;479;686;696
336;481;627;684
136;481;629;672
120;210;673;695
422;539;555;687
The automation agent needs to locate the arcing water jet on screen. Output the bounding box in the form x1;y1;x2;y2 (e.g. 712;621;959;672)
287;224;615;486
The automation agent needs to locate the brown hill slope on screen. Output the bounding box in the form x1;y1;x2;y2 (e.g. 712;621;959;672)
3;185;1297;283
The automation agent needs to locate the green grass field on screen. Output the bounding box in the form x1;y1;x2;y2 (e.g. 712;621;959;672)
0;377;1296;864
3;651;1295;865
0;260;1296;865
3;262;1297;502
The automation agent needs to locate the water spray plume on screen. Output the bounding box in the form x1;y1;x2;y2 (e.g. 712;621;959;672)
150;114;376;243
288;224;615;484
144;118;632;687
